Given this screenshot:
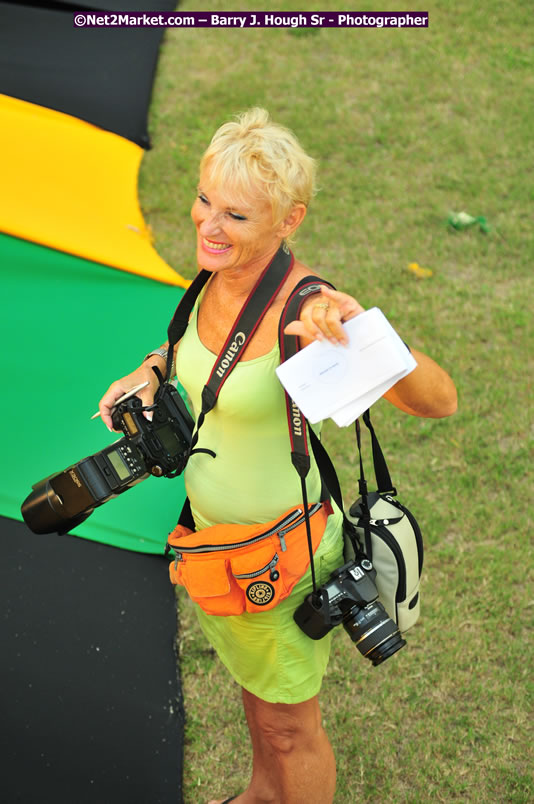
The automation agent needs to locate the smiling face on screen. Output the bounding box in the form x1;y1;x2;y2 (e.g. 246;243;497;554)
191;168;286;276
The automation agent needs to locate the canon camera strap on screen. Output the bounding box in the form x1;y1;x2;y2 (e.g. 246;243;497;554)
278;276;350;596
278;277;335;482
164;243;294;458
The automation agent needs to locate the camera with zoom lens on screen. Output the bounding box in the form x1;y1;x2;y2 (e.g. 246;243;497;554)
293;554;406;666
21;383;194;536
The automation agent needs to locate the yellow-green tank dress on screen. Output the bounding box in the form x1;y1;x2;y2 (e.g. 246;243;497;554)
176;300;344;704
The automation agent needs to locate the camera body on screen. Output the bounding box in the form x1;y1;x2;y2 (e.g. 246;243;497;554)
21;383;194;535
294;555;406;666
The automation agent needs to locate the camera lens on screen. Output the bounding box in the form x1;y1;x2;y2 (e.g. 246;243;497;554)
342;601;406;666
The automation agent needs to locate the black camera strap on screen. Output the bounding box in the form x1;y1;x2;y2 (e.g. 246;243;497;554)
278;277;335;478
354;418;372;555
360;409;396;496
164;269;212;382
200;244;293;411
353;411;399;557
278;276;352;596
165;244;294;459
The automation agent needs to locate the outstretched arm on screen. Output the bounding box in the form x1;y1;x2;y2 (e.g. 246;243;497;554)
283;285;457;419
381;349;457;418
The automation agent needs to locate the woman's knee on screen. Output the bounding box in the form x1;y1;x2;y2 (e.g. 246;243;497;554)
246;694;323;756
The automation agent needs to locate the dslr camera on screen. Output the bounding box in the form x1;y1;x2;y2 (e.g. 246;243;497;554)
294;553;406;666
21;383;194;535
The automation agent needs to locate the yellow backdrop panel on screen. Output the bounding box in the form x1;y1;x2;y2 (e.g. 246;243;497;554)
0;94;188;288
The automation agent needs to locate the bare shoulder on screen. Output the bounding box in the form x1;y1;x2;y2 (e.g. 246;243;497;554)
278;258;323;303
290;258;322;283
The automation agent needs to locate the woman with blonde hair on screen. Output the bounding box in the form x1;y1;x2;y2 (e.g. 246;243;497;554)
99;108;456;803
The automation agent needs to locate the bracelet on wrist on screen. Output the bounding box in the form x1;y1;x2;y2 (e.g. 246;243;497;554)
143;347;176;379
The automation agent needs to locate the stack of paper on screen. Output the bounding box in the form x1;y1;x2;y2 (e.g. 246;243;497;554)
276;307;417;426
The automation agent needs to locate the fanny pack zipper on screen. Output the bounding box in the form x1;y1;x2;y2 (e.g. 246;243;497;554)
234;553;279;580
172;503;322;557
276;503;322;551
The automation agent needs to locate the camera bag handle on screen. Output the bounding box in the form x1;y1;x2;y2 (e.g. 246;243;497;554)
360;409;396;496
354;417;374;555
353;409;399;558
354;411;399;559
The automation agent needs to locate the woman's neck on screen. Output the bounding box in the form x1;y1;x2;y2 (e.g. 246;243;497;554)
203;244;283;302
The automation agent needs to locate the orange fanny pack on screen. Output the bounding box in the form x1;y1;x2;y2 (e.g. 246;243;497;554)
166;501;333;615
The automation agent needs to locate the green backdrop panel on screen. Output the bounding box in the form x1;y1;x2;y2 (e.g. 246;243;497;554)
0;233;189;553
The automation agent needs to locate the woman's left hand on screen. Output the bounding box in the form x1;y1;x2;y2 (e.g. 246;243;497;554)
283;285;365;347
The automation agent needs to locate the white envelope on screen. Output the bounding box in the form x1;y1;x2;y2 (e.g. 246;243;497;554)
275;307;417;425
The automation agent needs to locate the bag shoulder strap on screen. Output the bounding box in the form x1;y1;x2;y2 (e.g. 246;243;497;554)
361;409;397;496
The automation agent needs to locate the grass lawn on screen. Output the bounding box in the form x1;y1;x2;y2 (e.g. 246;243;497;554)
138;1;533;801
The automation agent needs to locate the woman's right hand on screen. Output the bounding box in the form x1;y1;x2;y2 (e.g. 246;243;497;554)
98;359;165;431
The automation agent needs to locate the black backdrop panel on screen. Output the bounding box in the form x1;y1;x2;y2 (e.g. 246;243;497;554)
1;518;184;804
0;2;178;148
